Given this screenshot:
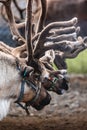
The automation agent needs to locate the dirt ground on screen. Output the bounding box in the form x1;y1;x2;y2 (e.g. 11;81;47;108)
0;75;87;130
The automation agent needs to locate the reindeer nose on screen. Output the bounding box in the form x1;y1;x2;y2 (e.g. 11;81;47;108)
62;78;69;90
40;92;51;106
33;92;51;110
57;88;65;95
56;78;69;95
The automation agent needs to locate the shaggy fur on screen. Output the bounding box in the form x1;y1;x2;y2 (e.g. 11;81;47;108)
0;99;11;120
0;51;21;120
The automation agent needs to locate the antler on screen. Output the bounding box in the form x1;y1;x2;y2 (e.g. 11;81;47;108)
54;36;87;70
0;0;25;45
25;0;33;64
34;17;79;58
37;0;47;32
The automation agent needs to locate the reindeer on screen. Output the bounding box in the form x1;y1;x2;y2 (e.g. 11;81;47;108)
0;0;52;120
0;0;87;121
0;0;87;95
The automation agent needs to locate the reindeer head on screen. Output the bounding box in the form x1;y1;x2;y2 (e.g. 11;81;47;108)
14;59;51;111
40;69;69;95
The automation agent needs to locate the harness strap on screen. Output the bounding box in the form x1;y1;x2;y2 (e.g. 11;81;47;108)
46;77;59;91
16;102;30;115
25;80;41;106
15;79;41;115
15;80;25;103
14;79;31;115
15;60;41;114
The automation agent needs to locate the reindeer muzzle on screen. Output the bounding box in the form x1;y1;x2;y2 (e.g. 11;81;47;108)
56;78;69;95
32;92;51;110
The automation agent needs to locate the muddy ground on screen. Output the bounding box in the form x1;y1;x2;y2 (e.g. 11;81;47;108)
0;75;87;130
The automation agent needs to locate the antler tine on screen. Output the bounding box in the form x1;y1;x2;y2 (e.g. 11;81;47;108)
0;40;27;62
37;0;47;33
25;0;34;64
65;47;85;58
34;38;83;59
47;32;77;42
53;36;87;70
32;0;48;45
0;0;26;45
0;4;8;22
54;46;85;70
0;41;13;55
54;26;80;36
65;37;87;58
